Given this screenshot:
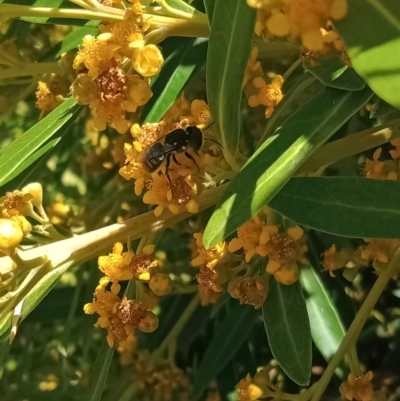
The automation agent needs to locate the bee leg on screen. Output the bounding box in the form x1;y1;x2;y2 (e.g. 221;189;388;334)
184;151;200;171
165;154;172;188
172;154;181;166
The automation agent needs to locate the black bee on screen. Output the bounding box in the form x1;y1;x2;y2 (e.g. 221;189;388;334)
144;125;217;175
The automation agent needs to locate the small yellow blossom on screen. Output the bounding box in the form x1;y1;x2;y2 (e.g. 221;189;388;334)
191;232;230;269
0;219;24;255
73;35;121;79
132;44;164;77
36;81;61;119
248;75;284;118
149;273;172;296
228;275;269;309
322;244;354;277
339;371;374;401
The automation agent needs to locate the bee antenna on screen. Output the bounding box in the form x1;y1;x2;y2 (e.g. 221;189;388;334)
204;121;216;131
204;137;223;148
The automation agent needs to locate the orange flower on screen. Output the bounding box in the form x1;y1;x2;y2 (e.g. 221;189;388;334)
339;371;374;401
228;275;269;309
191;232;230;269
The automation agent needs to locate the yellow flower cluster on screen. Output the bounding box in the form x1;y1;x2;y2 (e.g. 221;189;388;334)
190;211;307;309
248;0;348;51
84;242;169;348
119;97;222;217
71;6;162;133
363;139;400;181
0;183;46;255
228;211;307;285
323;238;400;279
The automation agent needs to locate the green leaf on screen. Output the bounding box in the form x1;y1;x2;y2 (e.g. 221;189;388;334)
192;303;258;400
56;26;99;56
203;0;215;24
83;339;114;401
203;86;372;247
270;176;400;239
206;0;257;169
0;262;72;341
0;97;80;187
299;264;345;362
142;38;208;123
262;280;311;386
303;54;365;91
165;0;197;14
334;0;400;108
370;98;399;118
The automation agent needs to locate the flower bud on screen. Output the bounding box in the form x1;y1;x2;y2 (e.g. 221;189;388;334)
138;311;159;333
22;183;43;209
132;45;164;78
0;219;23;255
149;273;172;296
70;73;99;105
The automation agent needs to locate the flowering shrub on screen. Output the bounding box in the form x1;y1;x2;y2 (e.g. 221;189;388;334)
1;0;400;400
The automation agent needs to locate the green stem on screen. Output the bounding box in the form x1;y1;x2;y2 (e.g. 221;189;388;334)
155;0;193;19
296;118;400;175
282;58;302;81
310;248;400;401
0;62;61;80
151;294;199;360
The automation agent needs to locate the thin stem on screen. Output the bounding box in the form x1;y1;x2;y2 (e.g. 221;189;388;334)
0;62;62;80
296;118;400;175
151;294;199;360
310;248;400;401
282;58;302;81
155;0;193;19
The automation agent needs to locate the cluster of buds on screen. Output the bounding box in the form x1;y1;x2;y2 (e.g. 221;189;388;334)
69;6;163;133
84;242;172;348
0;183;47;256
363;138;400;181
191;209;307;309
323;238;400;280
119;96;225;217
133;350;190;401
248;0;349;52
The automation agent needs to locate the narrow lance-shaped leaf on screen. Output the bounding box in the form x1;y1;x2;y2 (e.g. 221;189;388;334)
142;38;208;124
83;339;115;401
206;0;257;170
300;264;346;363
203;86;372;247
334;0;400;107
303;54;365;91
0;97;80;187
191;303;258;401
262;279;312;386
269;177;400;239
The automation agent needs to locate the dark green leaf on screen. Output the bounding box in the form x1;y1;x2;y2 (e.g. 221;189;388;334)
83;339;114;401
334;0;400;108
303;54;365;91
270;177;400;239
203;87;373;247
370;98;399;118
192;303;257;400
142;38;208;123
56;26;99;56
0;97;80;187
300;264;345;362
262;280;311;386
203;0;215;25
206;0;257;169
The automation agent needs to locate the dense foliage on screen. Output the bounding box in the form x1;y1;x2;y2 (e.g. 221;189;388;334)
1;1;400;401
